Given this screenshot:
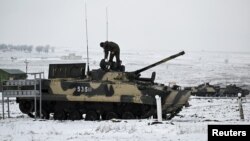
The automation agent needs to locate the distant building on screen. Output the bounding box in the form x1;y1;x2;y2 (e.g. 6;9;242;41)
60;53;82;60
0;69;27;91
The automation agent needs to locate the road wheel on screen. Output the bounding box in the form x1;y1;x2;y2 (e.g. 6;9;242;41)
85;111;99;121
68;111;81;120
54;110;66;120
105;112;118;120
41;109;50;119
19;101;34;114
162;114;167;120
166;108;182;120
27;113;35;118
166;113;175;120
122;112;135;119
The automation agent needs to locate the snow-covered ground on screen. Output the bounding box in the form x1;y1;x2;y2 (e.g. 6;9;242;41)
1;49;250;140
0;97;249;141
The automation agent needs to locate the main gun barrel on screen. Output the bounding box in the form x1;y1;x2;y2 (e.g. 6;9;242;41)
133;51;185;74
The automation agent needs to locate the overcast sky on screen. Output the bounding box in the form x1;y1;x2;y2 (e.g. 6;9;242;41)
0;0;249;52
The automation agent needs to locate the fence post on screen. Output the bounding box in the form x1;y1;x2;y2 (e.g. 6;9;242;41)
155;95;162;122
7;97;10;118
238;93;244;121
39;73;42;118
2;92;4;119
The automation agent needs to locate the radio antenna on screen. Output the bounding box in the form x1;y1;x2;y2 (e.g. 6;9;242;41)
85;2;90;74
106;7;108;41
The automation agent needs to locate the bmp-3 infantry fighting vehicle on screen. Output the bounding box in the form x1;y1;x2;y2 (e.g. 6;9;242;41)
4;51;191;120
220;84;249;97
190;83;220;97
190;83;249;97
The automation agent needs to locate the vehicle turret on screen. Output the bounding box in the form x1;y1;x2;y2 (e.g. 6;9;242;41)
89;51;185;82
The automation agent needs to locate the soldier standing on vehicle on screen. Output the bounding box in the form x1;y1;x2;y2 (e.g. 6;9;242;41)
100;41;121;64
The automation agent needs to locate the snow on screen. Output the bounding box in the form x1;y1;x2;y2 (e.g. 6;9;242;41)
0;97;249;141
1;49;250;140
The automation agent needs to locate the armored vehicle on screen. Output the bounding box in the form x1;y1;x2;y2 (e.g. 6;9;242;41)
4;51;191;120
191;83;220;97
220;84;249;97
190;83;249;97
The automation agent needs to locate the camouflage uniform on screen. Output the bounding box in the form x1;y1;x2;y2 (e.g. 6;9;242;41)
100;41;120;63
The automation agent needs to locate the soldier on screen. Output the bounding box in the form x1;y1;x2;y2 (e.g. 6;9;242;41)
100;41;121;64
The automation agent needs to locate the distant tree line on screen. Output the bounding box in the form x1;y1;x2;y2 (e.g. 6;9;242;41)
0;44;55;53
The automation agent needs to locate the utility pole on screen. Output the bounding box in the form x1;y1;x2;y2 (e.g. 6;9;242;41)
106;7;109;41
85;2;90;74
24;59;29;73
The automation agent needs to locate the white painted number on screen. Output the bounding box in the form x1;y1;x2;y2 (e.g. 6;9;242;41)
77;86;81;92
76;86;92;93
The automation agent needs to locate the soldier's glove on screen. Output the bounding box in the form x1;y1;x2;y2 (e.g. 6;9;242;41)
105;59;108;62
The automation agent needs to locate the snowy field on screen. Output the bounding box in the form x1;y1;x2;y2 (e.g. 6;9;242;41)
0;97;249;141
1;49;250;140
